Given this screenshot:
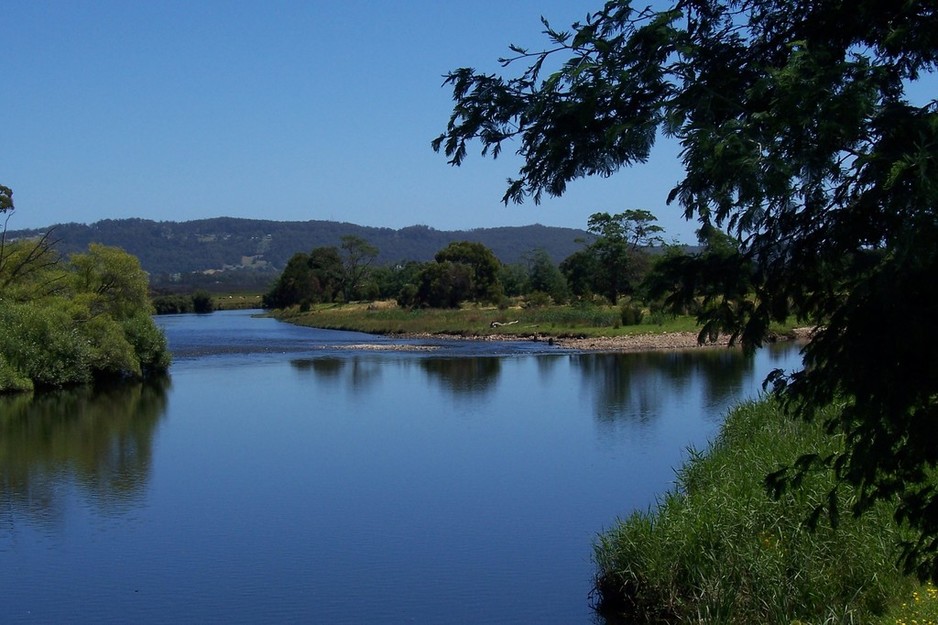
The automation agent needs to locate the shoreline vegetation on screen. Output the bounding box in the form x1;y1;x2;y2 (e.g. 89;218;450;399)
0;243;171;394
593;398;938;625
269;300;811;352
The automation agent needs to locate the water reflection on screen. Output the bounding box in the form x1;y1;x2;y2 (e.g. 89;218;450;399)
285;348;768;416
290;355;504;397
0;377;169;525
419;357;502;395
292;357;345;378
569;349;756;423
291;356;385;391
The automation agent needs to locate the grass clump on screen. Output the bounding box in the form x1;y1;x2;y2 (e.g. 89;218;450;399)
593;398;915;624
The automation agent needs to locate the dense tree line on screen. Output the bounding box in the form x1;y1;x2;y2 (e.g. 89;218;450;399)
1;186;170;393
263;212;670;313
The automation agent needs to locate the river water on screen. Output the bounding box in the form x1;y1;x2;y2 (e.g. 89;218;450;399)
0;310;802;624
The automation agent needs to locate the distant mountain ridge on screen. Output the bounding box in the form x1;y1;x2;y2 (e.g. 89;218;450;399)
7;217;593;280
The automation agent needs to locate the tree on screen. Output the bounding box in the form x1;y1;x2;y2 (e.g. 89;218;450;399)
643;224;752;321
0;185;63;299
559;211;663;303
69;244;152;320
434;0;938;579
0;240;169;391
0;184;12;214
586;210;663;303
498;261;530;297
307;246;345;302
339;235;378;301
434;241;503;303
414;261;474;308
559;248;600;299
191;291;215;314
263;252;315;309
525;248;569;303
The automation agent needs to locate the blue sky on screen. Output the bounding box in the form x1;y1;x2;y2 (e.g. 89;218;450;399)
3;2;934;244
2;0;696;241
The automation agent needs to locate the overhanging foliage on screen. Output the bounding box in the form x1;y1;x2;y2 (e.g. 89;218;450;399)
434;0;938;579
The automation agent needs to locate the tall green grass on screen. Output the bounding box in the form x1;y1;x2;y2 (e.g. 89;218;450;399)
275;301;707;337
593;398;914;624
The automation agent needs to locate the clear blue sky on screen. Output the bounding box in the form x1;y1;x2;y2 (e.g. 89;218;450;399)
3;2;934;244
2;0;697;241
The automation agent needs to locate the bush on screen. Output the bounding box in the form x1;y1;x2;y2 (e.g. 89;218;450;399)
122;312;171;375
397;283;418;309
0;354;33;393
523;291;553;308
0;300;93;389
152;294;193;314
620;303;645;326
191;290;214;314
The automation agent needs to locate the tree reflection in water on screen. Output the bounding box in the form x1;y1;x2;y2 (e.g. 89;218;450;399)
420;357;501;395
291;356;384;392
0;377;169;525
569;349;755;424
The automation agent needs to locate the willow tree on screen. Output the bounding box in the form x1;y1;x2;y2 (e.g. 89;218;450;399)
433;0;938;578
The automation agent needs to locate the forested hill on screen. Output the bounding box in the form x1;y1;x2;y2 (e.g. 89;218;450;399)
7;217;592;282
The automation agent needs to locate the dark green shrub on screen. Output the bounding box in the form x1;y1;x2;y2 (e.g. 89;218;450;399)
191;290;214;314
396;283;418;309
152;294;193;314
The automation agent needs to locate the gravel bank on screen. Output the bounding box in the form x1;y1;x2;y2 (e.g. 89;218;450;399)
389;327;813;353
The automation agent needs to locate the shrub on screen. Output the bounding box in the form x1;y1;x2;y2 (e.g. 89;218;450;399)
152;294;193;314
0;353;33;393
0;300;93;389
620;303;645;326
122;312;171;375
523;291;553;308
191;290;214;314
396;283;418;309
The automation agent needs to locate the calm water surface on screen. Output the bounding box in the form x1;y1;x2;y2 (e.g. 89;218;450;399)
0;310;802;624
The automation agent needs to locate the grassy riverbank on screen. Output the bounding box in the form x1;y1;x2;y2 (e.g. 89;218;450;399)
593;397;937;624
270;300;799;341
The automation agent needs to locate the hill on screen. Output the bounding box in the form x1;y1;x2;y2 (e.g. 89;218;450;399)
6;217;593;291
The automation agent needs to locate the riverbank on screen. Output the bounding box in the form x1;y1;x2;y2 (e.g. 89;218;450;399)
271;301;812;353
395;327;813;352
594;396;936;624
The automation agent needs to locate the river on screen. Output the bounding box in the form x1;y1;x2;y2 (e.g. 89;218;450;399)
0;309;803;624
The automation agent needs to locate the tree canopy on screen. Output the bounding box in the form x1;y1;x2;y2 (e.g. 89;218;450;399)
573;210;663;302
434;0;938;578
0;184;12;214
0;229;170;391
434;240;503;303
